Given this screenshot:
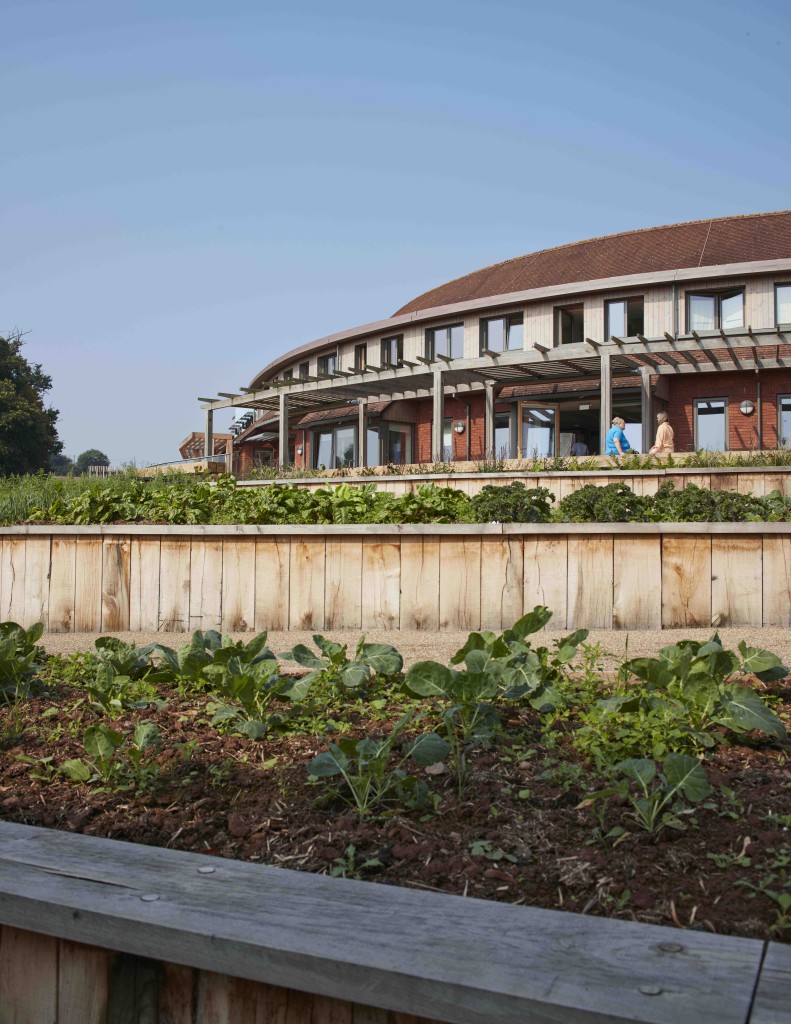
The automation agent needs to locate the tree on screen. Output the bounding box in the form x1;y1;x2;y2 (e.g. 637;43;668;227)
50;452;76;475
76;449;110;473
0;330;62;475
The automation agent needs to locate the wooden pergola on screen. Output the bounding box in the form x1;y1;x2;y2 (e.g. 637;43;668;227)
199;326;790;463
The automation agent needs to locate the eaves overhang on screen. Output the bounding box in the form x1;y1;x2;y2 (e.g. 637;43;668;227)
247;257;791;389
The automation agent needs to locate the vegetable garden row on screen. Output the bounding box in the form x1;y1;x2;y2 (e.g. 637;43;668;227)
9;474;791;524
1;609;789;942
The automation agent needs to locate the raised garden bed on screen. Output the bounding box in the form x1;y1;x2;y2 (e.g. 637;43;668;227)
1;616;789;947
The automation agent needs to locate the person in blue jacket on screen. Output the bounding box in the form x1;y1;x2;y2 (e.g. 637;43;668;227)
605;416;637;456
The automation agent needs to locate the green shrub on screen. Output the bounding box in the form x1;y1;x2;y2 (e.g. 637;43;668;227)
469;482;553;523
555;483;653;523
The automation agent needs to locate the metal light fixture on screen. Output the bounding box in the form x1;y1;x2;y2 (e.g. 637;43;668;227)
739;400;755;416
296;445;304;456
454;421;465;434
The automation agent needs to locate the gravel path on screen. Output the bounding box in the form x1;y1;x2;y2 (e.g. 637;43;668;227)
41;626;791;669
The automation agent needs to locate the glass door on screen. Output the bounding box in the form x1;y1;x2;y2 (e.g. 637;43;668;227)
518;403;558;458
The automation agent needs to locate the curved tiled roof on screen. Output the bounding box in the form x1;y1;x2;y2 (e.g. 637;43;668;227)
394;211;791;315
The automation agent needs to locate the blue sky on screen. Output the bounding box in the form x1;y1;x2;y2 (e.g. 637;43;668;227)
2;0;789;464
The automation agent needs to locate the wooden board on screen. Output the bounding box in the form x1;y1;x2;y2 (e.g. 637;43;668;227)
158;539;192;631
479;537;523;631
523;537;567;629
438;537;481;631
325;537;363;630
661;536;712;628
0;822;768;1024
710;473;739;493
23;536;50;630
74;537;103;632
0;924;58;1022
222;539;256;632
159;962;195;1024
101;537;131;632
761;472;788;498
254;539;290;632
48;537;76;633
711;536;762;628
399;536;440;630
361;539;400;630
289;538;325;630
58;939;110;1024
613;536;662;629
737;474;764;496
4;538;27;625
749;941;791;1024
761;536;791;627
189;538;223;632
129;537;161;632
567;535;613;629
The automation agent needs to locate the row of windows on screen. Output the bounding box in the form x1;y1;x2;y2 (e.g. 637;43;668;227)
283;284;791;378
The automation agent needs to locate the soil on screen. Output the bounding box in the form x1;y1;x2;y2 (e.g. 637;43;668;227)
1;665;789;944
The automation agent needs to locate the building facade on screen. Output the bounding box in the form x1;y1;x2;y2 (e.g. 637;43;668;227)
198;212;791;473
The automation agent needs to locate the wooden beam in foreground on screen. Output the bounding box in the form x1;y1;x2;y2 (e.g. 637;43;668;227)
0;822;773;1024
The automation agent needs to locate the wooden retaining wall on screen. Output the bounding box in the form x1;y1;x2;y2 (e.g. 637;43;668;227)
239;466;791;498
0;821;787;1024
1;524;791;633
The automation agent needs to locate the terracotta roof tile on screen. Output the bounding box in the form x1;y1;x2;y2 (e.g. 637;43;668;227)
395;211;791;315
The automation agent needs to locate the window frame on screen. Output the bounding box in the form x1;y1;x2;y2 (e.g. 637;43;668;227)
605;296;645;340
554;303;584;346
777;393;791;448
312;423;357;469
317;349;339;376
775;283;791;326
693;397;729;452
380;334;404;368
425;323;465;362
298;361;310;379
282;369;294;381
353;343;367;373
479;313;524;354
685;288;745;333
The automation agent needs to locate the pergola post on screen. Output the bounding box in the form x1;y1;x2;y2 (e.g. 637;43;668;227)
432;367;444;462
278;392;289;468
640;367;653;453
599;350;612;455
484;382;495;458
204;408;214;459
358;398;367;468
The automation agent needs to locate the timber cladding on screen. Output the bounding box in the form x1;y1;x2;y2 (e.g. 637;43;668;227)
236;468;791;499
1;524;791;633
0;820;786;1024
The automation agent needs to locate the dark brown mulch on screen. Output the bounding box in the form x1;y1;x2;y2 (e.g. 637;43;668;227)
1;681;789;943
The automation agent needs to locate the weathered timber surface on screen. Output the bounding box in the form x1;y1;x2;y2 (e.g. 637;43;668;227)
749;942;791;1024
0;821;776;1024
1;526;790;633
234;466;791;496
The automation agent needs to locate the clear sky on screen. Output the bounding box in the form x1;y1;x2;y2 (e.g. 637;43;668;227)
2;0;789;464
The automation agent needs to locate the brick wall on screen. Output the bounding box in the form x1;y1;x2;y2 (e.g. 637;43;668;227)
666;369;791;451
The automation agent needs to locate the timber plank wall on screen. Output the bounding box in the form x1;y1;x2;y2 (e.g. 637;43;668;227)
237;467;791;498
1;524;791;633
0;821;788;1024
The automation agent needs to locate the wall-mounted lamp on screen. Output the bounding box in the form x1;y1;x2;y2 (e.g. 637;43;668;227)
454;421;465;435
296;445;304;456
739;400;755;416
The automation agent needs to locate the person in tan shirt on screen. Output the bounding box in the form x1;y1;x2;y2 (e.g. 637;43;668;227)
649;411;674;455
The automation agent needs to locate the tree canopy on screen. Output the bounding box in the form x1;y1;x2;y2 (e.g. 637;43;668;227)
0;331;62;476
76;449;110;473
